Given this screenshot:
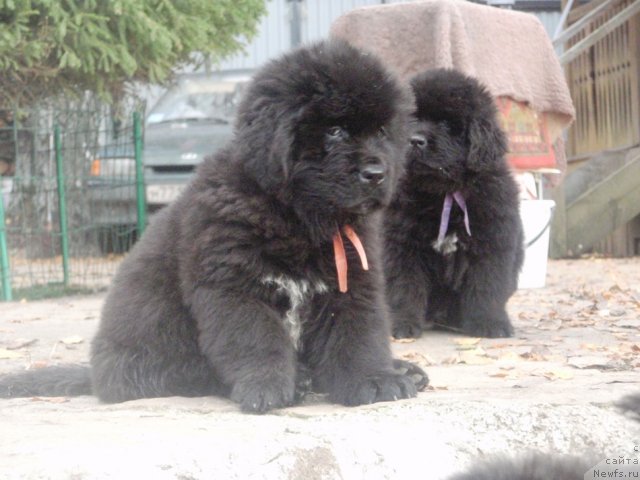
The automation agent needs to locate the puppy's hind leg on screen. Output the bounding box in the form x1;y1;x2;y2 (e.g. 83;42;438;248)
91;338;219;402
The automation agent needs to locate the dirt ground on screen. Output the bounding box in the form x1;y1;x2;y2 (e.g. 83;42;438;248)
1;257;638;400
0;258;639;479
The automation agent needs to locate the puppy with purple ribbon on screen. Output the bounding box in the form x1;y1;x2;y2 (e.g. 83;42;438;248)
384;69;524;338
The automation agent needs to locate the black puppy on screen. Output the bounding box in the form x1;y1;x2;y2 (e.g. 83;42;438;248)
0;40;428;412
449;453;593;480
384;69;524;338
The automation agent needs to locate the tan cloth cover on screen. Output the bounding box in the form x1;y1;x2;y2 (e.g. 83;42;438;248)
330;0;576;173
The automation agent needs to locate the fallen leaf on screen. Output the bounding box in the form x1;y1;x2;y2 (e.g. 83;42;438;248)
400;351;437;366
540;369;574;380
391;337;416;344
459;347;493;365
60;335;83;345
494;351;525;363
6;338;38;350
30;361;49;369
537;320;562;331
521;352;548;362
0;348;23;359
425;385;449;391
612;333;629;340
615;319;640;329
453;337;481;349
567;355;612;369
484;340;527;350
30;397;69;404
441;355;462;365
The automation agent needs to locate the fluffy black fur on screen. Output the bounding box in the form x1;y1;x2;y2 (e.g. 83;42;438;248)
0;40;428;412
617;392;640;420
384;69;524;338
449;453;593;480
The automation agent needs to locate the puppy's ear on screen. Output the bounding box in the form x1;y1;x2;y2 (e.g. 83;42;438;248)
466;117;508;172
267;118;294;186
242;109;297;194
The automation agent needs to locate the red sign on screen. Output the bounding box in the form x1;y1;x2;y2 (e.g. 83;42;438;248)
496;97;556;170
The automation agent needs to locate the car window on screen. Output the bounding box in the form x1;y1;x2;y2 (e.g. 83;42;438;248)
147;79;248;125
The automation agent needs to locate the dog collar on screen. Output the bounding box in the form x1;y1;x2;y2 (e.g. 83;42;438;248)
437;191;471;245
332;225;369;293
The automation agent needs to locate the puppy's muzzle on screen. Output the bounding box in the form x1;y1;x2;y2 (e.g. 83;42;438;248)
410;134;427;148
359;162;386;185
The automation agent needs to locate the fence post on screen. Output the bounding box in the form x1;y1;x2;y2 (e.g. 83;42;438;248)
133;112;146;236
54;124;70;286
0;180;12;301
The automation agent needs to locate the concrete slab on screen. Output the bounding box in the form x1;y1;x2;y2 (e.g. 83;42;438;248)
1;258;639;479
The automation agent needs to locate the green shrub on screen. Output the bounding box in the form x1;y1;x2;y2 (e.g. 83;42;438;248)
0;0;266;106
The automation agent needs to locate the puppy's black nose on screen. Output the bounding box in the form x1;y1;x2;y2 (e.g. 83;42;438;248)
359;164;386;185
410;134;427;148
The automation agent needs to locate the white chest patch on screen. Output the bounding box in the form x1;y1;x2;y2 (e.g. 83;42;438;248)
261;275;328;350
432;232;459;255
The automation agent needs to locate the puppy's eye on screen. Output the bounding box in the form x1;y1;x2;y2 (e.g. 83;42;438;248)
327;126;345;139
378;126;388;138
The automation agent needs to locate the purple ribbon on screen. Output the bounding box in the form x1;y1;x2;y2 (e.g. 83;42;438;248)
437;191;471;244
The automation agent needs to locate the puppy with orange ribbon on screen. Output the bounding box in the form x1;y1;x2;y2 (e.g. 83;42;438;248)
0;41;428;412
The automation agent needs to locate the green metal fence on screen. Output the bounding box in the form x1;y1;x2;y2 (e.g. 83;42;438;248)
0;101;145;301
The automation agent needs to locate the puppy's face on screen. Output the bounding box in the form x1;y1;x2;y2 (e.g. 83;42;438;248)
236;40;410;240
290;112;403;218
406;118;467;193
405;69;507;193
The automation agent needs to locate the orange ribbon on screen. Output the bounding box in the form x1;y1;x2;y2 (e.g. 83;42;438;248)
332;225;369;293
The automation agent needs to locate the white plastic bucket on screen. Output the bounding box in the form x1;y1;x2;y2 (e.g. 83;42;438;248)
518;199;555;289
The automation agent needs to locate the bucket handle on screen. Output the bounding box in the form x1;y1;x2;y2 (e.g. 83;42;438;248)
525;205;555;249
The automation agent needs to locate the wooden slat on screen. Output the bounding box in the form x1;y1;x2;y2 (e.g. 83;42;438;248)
554;0;616;45
560;0;640;65
568;0;610;24
630;13;640;146
566;0;638;158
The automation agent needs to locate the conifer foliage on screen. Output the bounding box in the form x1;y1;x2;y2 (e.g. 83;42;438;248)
0;0;266;106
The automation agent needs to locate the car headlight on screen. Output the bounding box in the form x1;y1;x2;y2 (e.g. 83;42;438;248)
90;157;136;178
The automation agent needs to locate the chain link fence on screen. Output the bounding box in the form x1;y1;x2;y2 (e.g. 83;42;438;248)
0;98;145;301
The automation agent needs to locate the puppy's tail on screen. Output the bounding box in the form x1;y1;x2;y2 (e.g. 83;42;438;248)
0;365;92;398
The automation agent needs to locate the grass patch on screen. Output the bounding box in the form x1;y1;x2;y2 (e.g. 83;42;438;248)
9;283;97;301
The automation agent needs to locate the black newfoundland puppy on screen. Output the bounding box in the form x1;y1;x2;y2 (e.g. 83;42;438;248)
0;40;428;412
449;454;593;480
384;69;524;339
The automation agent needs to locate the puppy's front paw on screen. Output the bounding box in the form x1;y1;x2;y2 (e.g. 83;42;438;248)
461;317;514;338
392;321;423;339
231;375;295;414
393;359;429;391
335;372;417;406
